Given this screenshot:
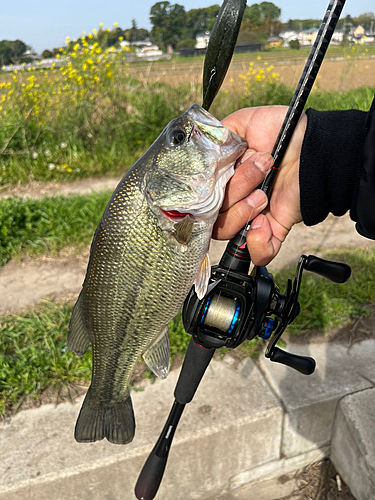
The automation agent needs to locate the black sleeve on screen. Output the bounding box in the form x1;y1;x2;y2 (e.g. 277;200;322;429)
352;98;375;239
299;107;368;228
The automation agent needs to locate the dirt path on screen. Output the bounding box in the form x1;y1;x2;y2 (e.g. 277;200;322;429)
0;176;368;315
0;177;120;200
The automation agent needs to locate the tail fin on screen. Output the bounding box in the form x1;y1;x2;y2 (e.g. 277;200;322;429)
74;387;135;444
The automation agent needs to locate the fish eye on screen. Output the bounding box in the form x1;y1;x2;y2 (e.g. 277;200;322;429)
169;129;186;145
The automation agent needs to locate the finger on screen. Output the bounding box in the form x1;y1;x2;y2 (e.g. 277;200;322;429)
246;214;282;266
213;189;268;240
221;151;273;212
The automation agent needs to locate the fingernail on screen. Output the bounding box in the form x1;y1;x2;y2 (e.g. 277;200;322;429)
240;150;254;164
254;153;274;174
246;189;266;209
251;216;264;230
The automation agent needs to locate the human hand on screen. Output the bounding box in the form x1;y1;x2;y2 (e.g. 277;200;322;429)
213;105;307;266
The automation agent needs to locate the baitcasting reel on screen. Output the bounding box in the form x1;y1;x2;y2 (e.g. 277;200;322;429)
183;227;351;375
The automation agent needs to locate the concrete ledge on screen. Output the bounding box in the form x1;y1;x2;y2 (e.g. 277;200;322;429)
0;359;282;500
331;387;375;500
259;340;375;458
2;339;375;499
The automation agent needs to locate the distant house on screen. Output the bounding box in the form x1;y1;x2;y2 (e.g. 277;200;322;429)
353;25;365;38
267;36;283;48
349;25;375;44
122;40;163;58
331;30;344;44
301;27;319;46
195;32;210;49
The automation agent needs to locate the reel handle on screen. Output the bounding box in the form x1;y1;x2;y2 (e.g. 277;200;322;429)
270;347;316;375
304;255;351;283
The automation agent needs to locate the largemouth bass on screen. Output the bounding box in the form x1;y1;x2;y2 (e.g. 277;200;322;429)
68;104;247;444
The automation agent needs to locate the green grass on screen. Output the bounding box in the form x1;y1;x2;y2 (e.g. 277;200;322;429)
0;303;190;415
0;191;112;266
306;85;375;111
1;246;374;416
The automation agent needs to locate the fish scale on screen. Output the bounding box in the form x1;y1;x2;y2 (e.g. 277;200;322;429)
68;104;247;444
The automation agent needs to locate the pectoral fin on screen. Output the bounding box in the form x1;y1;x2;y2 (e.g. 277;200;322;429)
194;252;210;300
142;325;170;379
173;215;194;245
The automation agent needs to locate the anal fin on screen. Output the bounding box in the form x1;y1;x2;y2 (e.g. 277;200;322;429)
68;292;91;356
142;325;170;379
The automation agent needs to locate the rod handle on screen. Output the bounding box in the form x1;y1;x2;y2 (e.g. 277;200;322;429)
174;338;215;404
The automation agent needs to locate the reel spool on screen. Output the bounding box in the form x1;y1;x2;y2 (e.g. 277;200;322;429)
201;294;241;334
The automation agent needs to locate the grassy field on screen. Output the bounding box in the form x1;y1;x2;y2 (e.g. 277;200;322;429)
1;246;374;416
0;191;112;266
128;45;375;92
0;43;374;186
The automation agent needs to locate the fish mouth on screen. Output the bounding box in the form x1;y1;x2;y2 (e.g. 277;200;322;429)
160;209;195;222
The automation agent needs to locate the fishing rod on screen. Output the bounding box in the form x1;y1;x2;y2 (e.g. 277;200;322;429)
135;1;349;499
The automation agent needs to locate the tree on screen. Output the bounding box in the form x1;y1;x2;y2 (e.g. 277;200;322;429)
240;2;281;41
0;39;27;65
176;38;195;50
289;39;300;50
184;5;220;39
244;4;262;25
42;49;52;59
259;2;281;22
150;1;186;49
354;12;375;31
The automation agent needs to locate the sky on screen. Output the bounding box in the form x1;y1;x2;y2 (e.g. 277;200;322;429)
1;0;374;54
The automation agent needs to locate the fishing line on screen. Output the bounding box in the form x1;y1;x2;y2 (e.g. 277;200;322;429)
222;0;346;279
202;68;217;110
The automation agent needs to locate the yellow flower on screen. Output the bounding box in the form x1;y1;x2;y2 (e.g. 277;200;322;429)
113;22;118;26
62;164;68;169
257;56;261;60
93;29;97;35
119;36;124;41
99;23;103;27
67;168;72;172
